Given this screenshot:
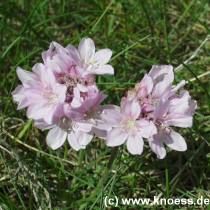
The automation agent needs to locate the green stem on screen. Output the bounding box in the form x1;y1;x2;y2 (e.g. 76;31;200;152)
99;147;119;187
107;147;119;170
18;119;33;139
88;147;119;201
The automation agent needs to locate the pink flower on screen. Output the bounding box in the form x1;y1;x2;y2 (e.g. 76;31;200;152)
127;65;174;113
148;65;174;99
99;65;196;159
34;117;93;150
46;118;93;150
125;65;196;159
149;90;197;159
40;39;110;115
100;99;157;155
67;38;114;76
12;38;114;151
12;65;67;124
35;91;104;150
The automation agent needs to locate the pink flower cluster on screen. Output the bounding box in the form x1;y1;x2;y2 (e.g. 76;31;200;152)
12;38;196;159
100;65;197;158
13;38;113;150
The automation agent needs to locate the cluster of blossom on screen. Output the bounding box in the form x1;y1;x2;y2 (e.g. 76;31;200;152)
12;38;196;159
99;65;197;158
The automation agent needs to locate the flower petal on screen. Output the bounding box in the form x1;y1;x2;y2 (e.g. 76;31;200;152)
74;121;93;132
168;91;191;114
148;135;166;159
137;74;153;97
188;100;197;115
34;120;54;131
27;103;55;124
46;126;67;150
153;81;171;98
122;100;141;119
92;126;108;139
106;128;128;147
77;83;88;92
149;65;174;98
100;107;122;127
94;49;112;65
78;38;95;63
67;131;84;151
17;67;37;85
77;132;93;146
66;44;81;64
164;130;187;151
71;87;83;108
136;119;157;138
89;64;114;75
126;134;144;155
41;41;67;62
149;65;174;84
26;103;44;119
54;83;67;102
67;132;80;150
12;85;29;109
165;115;192;128
153;100;170;120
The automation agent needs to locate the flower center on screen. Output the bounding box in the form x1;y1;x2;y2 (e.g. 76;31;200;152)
122;118;136;132
56;73;95;103
138;95;160;114
43;91;59;105
57;74;78;89
126;120;135;129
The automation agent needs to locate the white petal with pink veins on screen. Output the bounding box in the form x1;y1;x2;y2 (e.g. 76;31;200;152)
126;133;144;155
137;119;157;138
76;121;93;132
77;83;88;92
138;74;153;96
67;132;85;151
46;126;67;150
165;115;192;128
122;100;141;119
106;128;128;146
94;49;112;65
88;64;114;75
71;87;83;108
148;136;166;159
77;132;93;146
78;38;95;63
12;85;29;109
101;107;122;126
17;67;37;85
149;65;174;84
164;130;187;151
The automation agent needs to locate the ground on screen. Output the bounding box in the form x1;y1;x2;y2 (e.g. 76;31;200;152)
0;0;210;209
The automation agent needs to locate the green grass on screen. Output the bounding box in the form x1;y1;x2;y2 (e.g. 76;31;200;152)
0;0;210;209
